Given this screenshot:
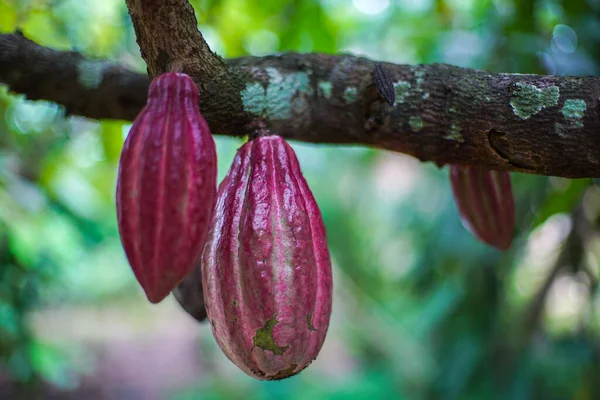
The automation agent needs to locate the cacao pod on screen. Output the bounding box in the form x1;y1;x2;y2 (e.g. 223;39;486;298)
202;135;333;380
449;165;515;251
116;72;217;304
173;260;207;322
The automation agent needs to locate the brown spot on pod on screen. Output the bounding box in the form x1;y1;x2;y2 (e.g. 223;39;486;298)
202;135;333;380
116;72;217;303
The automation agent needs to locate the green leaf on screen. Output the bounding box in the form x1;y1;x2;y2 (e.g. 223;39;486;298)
531;178;590;229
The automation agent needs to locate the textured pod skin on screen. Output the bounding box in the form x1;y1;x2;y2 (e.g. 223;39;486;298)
202;135;333;380
450;166;515;251
116;72;217;304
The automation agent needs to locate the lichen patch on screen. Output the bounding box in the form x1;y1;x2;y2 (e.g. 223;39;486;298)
561;99;586;120
318;81;333;99
510;82;559;119
409;116;423;131
77;60;104;89
444;123;464;142
343;86;358;103
414;69;425;89
241;69;312;119
241;82;266;115
393;80;411;105
556;99;587;131
291;95;309;115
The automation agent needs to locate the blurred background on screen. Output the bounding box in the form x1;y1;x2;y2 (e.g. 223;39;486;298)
0;0;600;399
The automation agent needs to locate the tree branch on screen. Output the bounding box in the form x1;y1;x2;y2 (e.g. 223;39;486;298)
0;32;148;121
2;7;600;178
125;0;225;80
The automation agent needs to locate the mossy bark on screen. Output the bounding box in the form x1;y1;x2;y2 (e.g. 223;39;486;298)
1;0;600;178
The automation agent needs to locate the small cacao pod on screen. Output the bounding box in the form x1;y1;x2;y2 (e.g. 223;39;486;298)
449;165;515;251
173;261;207;322
116;72;217;304
202;135;333;380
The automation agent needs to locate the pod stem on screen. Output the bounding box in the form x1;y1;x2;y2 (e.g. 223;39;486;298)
248;119;270;140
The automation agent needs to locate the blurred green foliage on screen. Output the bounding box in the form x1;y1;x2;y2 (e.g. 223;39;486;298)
1;0;600;399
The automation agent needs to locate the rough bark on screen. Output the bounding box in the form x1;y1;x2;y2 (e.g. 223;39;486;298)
0;31;148;121
1;0;600;177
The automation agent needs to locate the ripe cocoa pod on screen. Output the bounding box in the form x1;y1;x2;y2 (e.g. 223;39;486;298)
449;165;515;251
202;135;333;380
173;261;207;322
116;72;217;304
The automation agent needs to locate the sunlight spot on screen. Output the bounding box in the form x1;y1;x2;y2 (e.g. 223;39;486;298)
353;0;390;15
244;29;280;56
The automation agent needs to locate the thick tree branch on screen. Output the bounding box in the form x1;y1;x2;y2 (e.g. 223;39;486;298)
1;26;600;177
0;32;148;121
125;0;247;134
125;0;225;80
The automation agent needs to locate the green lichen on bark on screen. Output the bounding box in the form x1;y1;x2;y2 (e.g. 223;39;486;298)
510;82;559;119
393;80;411;105
241;68;312;119
409;116;423;131
561;99;587;120
253;316;289;356
540;86;560;107
558;99;587;130
413;68;425;89
77;60;104;89
241;82;267;115
318;81;332;99
344;86;357;103
445;123;464;142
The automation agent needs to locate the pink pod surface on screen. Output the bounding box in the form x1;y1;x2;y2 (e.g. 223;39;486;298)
202;135;333;380
450;165;515;251
116;72;217;304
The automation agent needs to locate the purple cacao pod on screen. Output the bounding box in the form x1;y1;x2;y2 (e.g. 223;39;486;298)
116;72;217;304
173;261;207;322
202;135;333;380
449;165;515;251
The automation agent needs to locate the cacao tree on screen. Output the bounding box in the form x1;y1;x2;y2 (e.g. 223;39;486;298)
1;0;600;398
